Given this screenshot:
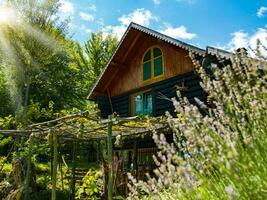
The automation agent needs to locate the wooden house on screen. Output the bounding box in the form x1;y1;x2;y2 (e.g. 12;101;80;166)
88;22;231;194
88;23;231;118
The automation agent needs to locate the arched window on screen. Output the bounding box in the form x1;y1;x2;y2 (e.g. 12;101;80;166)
142;47;164;81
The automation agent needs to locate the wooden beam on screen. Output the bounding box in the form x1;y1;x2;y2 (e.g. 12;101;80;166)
24;139;33;199
92;91;107;97
70;140;77;200
107;115;113;200
110;61;120;66
28;111;99;128
52;132;58;200
107;88;114;113
0;130;31;137
97;139;100;163
121;32;141;63
133;140;138;172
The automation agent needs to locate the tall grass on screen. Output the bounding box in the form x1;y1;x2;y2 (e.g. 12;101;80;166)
127;49;267;199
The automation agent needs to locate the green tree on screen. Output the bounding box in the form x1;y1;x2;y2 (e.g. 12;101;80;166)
0;70;13;116
0;0;118;123
72;32;118;97
0;0;83;121
86;33;118;79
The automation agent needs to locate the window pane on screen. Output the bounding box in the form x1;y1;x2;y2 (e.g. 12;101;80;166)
134;94;143;115
144;93;153;115
133;92;153;116
143;61;151;80
143;50;151;62
153;48;162;58
154;57;163;77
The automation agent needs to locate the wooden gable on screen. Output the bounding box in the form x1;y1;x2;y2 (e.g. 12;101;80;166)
88;23;206;100
107;34;195;96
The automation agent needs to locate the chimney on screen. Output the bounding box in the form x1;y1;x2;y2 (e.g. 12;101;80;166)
236;47;248;57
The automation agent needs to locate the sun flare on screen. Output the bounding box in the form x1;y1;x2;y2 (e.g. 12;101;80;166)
0;7;17;25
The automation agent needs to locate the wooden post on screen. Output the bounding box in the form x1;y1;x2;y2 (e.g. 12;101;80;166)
50;141;53;178
52;131;58;200
97;139;100;163
24;137;33;199
107;115;113;200
59;142;64;190
60;161;64;190
70;140;77;200
133;140;138;179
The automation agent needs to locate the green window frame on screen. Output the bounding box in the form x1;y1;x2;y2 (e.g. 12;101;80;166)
133;91;153;116
142;47;164;81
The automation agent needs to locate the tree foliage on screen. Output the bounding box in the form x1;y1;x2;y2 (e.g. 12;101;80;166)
0;0;118;124
71;32;118;97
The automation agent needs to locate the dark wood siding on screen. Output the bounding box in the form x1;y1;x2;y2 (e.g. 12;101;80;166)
96;96;112;118
153;71;206;116
98;71;207;118
111;95;131;117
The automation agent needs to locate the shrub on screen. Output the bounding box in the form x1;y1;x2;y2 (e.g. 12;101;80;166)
127;50;267;199
76;169;103;199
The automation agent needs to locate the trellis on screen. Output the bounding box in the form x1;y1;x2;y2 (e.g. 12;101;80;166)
0;110;168;200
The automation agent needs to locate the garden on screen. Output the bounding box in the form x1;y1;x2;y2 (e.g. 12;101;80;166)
0;0;266;200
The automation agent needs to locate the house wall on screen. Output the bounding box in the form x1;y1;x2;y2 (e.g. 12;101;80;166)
97;71;207;118
107;35;195;97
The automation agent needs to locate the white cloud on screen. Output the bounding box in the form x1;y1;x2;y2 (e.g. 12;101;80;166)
153;0;161;5
102;25;126;39
226;28;267;56
257;6;267;18
103;8;158;39
81;25;92;35
119;8;158;26
228;31;249;50
249;28;267;55
159;25;197;40
88;4;97;12
80;12;94;21
59;0;74;14
85;29;92;33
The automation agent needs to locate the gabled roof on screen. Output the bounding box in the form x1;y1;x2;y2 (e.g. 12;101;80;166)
206;46;232;60
88;22;206;100
131;23;206;55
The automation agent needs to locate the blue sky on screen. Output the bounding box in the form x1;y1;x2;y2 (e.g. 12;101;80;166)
59;0;267;52
3;0;267;52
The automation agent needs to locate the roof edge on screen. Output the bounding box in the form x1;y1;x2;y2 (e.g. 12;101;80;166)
206;46;233;60
131;22;205;56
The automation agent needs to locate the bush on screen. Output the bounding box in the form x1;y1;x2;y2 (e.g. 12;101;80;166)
76;169;104;199
36;175;50;190
127;50;267;199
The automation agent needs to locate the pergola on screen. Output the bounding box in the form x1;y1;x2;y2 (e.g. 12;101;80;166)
0;110;169;200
